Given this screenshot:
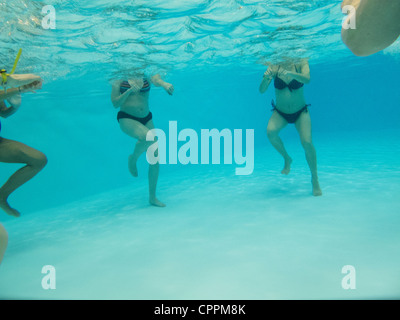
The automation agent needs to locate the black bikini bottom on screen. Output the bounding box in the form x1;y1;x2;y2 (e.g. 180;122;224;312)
271;100;310;124
117;111;153;126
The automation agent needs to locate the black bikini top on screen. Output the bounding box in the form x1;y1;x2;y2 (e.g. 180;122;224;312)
274;65;304;92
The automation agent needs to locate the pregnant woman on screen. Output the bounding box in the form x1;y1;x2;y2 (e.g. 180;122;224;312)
259;59;322;196
111;74;174;207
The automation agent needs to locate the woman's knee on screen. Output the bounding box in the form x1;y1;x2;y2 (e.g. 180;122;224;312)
20;146;47;169
301;139;314;151
137;130;158;148
32;152;48;169
267;127;279;140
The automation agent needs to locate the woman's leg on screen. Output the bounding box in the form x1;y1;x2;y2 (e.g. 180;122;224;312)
267;111;292;174
128;140;149;177
119;119;165;207
0;139;48;217
120;118;154;177
294;112;322;196
0;223;8;265
144;120;164;207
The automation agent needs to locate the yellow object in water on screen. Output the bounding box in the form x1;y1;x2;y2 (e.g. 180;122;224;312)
1;49;22;85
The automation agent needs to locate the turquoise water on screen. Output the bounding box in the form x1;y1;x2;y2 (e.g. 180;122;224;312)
1;0;400;299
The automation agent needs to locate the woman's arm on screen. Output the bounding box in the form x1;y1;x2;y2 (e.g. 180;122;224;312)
259;75;273;94
0;87;21;101
342;0;400;56
0;80;43;117
151;74;174;95
0;100;18;118
1;80;42;99
111;79;145;108
0;86;22;118
284;61;310;84
259;65;277;94
111;80;133;109
3;74;42;89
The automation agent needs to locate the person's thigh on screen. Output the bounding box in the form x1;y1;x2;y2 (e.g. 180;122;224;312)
119;119;150;141
295;111;313;144
267;111;288;135
0;138;45;165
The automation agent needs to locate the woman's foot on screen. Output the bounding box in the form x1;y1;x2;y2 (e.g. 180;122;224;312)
0;195;21;217
312;177;322;196
150;197;166;207
281;157;293;175
128;154;138;177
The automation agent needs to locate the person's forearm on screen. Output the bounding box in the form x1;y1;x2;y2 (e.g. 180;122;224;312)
112;88;134;108
259;76;273;93
0;87;21;100
286;71;310;84
151;74;166;87
5;74;42;89
0;104;18;118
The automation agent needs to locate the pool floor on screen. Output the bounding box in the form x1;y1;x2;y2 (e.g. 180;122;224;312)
0;130;399;299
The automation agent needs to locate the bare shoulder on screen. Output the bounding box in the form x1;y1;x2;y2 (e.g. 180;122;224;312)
296;59;310;74
299;59;309;68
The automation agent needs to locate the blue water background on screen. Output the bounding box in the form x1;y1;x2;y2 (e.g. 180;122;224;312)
1;54;399;215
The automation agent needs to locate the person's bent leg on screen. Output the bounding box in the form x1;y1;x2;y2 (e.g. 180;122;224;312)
120;118;153;178
128;140;150;177
0;223;8;265
119;119;165;207
0;139;47;217
267;111;292;175
295;112;322;196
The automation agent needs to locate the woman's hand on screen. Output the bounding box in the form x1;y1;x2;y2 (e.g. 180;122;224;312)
150;74;174;95
263;68;274;79
277;67;288;77
264;65;279;79
128;79;144;93
163;82;174;96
